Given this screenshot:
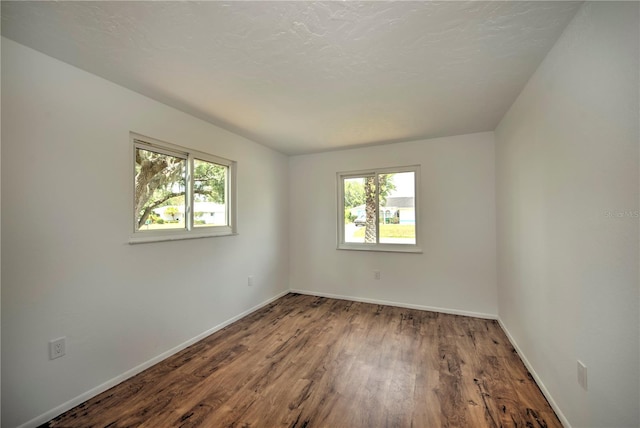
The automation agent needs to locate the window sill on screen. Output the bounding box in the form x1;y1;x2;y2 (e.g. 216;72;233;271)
129;229;237;244
337;243;423;254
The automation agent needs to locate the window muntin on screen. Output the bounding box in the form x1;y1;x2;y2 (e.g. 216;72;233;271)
338;166;420;253
131;134;236;243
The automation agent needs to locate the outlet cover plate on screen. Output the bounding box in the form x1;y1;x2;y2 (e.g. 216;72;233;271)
577;360;587;390
49;337;66;360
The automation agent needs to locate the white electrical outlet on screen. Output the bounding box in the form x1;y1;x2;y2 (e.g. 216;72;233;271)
49;337;66;360
374;270;381;280
577;360;588;390
248;275;254;286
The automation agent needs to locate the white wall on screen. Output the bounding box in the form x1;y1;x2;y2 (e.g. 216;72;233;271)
1;38;289;428
289;133;497;317
495;2;639;427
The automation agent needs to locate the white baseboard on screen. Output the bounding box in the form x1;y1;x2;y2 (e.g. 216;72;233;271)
289;288;498;320
17;290;289;428
497;317;571;428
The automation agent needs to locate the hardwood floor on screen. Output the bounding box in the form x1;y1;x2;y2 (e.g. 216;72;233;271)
44;293;561;427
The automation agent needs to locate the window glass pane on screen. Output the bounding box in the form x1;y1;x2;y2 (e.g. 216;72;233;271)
343;176;369;243
193;159;228;227
135;147;186;231
379;172;416;244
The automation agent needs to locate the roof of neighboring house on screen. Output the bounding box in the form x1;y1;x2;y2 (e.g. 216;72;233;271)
384;197;414;208
193;202;225;212
349;197;414;212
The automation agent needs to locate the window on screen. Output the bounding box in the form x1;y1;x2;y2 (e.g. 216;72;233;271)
338;166;420;253
130;133;236;243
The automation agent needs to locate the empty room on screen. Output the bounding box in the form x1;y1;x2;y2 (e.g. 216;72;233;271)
1;1;638;428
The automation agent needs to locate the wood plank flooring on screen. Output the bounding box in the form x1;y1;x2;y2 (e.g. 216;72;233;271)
43;293;561;427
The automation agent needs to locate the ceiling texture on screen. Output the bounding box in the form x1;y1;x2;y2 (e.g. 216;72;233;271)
1;1;581;155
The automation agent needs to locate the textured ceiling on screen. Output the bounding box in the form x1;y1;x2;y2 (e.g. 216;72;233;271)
1;1;581;154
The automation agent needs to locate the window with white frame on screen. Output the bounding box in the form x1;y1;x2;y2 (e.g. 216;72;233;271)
338;166;420;252
130;133;236;243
